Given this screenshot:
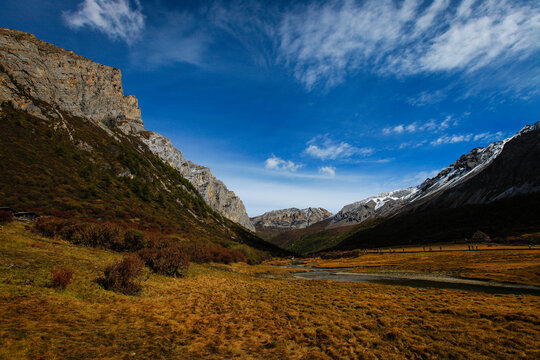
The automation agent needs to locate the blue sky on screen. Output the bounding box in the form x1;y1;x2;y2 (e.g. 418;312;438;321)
2;0;539;215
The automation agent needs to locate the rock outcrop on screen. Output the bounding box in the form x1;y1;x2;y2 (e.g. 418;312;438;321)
141;132;254;230
0;27;254;231
251;207;332;238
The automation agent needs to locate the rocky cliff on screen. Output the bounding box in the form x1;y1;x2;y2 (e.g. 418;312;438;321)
0;28;144;135
141;132;254;230
0;28;254;231
251;207;332;239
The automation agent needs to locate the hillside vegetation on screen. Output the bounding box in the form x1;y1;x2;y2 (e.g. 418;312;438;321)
0;102;284;256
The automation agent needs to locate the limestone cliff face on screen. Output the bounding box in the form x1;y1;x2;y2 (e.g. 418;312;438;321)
0;27;254;231
0;28;144;134
141;132;255;231
251;208;332;238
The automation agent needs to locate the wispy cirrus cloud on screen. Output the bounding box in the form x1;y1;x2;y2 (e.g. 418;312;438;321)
383;116;457;135
278;0;540;91
130;11;210;68
431;130;506;146
318;166;336;177
407;90;447;106
473;131;505;142
305;136;374;160
63;0;145;44
264;155;303;172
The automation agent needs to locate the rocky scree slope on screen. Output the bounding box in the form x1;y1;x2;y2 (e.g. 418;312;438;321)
0;27;254;231
250;207;332;239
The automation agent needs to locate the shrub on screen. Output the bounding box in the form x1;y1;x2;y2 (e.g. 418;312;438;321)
123;229;147;251
0;210;14;224
233;244;271;265
101;254;145;295
34;217;127;251
51;267;73;289
138;246;189;277
176;242;247;264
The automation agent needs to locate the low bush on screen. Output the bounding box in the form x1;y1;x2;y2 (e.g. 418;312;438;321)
100;254;145;295
51;267;73;289
233;244;271;265
124;229;148;251
138;246;189;277
34;217;149;252
0;210;14;224
176;241;246;264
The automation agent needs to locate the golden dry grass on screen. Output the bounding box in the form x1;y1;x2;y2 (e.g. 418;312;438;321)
301;246;540;286
1;223;539;359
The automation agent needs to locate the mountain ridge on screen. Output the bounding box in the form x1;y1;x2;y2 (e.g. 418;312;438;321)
0;27;254;231
250;207;332;239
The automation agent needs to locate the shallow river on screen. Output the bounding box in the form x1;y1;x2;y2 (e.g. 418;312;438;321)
280;265;540;296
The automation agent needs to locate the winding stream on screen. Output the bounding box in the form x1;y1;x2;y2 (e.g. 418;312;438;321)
280;265;540;295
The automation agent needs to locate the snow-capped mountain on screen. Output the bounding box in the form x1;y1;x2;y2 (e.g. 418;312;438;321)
328;188;417;228
329;121;540;229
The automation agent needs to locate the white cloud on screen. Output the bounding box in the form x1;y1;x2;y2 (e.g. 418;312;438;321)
431;130;507;146
305;137;374;160
318;166;336;177
383;116;457;135
473;131;505;142
431;134;473;145
264;155;303;172
399;140;427;149
63;0;145;44
278;0;540;90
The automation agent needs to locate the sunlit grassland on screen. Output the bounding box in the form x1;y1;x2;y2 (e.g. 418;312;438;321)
1;223;539;359
299;245;540;286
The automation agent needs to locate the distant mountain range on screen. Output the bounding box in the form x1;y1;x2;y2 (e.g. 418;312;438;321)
258;122;540;254
250;207;333;239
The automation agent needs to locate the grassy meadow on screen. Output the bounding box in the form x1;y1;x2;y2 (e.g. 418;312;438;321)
1;222;539;359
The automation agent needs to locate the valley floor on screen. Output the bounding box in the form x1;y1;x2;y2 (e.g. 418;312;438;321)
1;222;539;359
298;245;540;286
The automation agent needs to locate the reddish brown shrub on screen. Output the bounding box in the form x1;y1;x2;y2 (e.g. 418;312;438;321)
138;246;189;276
0;210;14;224
34;217;128;251
51;267;73;289
174;242;246;264
101;254;145;295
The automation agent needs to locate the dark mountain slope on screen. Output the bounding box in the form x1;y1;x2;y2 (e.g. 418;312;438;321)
0;94;285;256
331;125;540;250
412;124;540;210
